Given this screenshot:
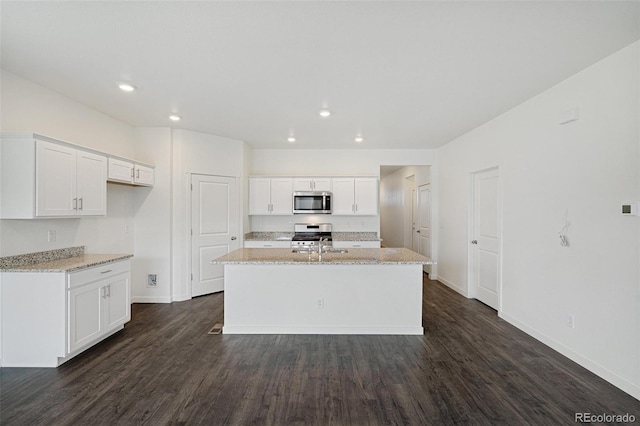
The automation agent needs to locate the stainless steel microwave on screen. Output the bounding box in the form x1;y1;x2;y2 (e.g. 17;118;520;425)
293;191;332;214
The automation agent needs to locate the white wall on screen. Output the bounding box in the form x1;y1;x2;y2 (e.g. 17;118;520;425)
380;166;430;248
437;42;640;399
171;129;247;301
0;70;136;256
132;128;172;303
250;149;437;234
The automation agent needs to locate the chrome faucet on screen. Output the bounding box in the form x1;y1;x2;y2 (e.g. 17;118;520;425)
318;237;328;261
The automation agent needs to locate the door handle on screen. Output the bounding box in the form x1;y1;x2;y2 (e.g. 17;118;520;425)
231;236;237;240
416;230;421;233
471;240;478;244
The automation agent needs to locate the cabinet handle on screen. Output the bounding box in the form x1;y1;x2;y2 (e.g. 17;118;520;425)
101;287;107;299
73;198;78;210
136;169;140;179
79;198;83;211
355;204;358;212
100;269;113;274
107;285;111;298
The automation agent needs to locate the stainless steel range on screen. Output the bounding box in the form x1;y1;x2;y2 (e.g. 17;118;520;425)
291;223;332;249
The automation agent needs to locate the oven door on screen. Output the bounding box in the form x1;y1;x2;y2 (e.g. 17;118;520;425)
293;192;332;214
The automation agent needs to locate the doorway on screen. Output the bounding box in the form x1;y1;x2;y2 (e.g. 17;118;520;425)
190;174;239;297
468;167;501;310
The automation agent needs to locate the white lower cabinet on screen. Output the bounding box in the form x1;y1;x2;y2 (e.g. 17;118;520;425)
1;259;131;367
68;268;130;354
333;241;381;249
244;241;291;248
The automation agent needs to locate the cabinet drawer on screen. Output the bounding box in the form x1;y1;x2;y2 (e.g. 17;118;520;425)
68;259;131;289
244;241;291;248
333;241;381;249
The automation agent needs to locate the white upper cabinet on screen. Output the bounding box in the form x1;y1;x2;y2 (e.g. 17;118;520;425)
36;140;107;217
331;178;356;215
0;135;107;219
107;158;154;186
331;177;379;216
249;177;293;215
75;150;108;215
293;177;332;192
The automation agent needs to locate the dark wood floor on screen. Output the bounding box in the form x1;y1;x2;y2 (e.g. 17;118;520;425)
1;277;638;425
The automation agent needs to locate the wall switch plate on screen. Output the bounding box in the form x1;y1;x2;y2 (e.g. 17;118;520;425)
621;202;639;216
566;314;575;329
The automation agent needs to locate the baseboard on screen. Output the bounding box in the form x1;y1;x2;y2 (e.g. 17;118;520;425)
222;325;424;335
436;276;467;297
499;311;640;401
131;296;172;304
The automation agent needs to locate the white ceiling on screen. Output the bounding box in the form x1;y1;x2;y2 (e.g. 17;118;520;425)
1;1;638;149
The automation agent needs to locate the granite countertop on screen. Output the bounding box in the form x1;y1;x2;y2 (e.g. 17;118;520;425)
244;232;381;242
212;247;432;265
0;246;133;273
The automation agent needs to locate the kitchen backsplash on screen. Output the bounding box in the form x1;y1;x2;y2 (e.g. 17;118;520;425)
249;215;379;233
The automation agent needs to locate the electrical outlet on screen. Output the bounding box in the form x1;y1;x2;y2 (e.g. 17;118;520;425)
317;298;324;309
147;274;158;287
47;230;56;243
566;314;575;329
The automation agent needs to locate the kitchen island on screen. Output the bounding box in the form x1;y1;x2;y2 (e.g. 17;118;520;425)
212;247;433;335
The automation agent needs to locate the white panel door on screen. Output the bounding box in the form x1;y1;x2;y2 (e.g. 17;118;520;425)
107;158;134;183
191;174;239;297
76;151;107;216
469;168;501;310
134;165;154;186
417;184;432;274
36;140;76;217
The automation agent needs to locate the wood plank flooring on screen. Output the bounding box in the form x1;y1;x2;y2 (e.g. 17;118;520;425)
1;277;638;425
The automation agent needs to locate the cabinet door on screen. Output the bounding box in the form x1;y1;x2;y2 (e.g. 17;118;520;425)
312;178;332;192
134;165;154;186
76;150;107;216
354;178;379;215
68;281;103;353
104;272;131;331
249;178;271;215
292;178;313;191
331;178;355;215
269;178;293;215
36;140;77;217
107;158;134;183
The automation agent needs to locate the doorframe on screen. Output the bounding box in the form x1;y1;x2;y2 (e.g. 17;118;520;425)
187;172;240;299
467;166;503;312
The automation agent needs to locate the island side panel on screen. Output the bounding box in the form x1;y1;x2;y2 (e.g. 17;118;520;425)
223;264;423;335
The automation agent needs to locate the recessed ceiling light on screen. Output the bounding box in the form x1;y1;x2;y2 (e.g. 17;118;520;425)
118;83;136;92
319;109;331;118
169;114;181;121
355;136;364;143
287;136;296;143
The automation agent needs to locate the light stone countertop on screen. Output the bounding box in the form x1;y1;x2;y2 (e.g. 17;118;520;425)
212;248;432;265
0;254;133;273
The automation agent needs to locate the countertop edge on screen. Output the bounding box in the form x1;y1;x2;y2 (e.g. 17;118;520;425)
0;254;133;273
